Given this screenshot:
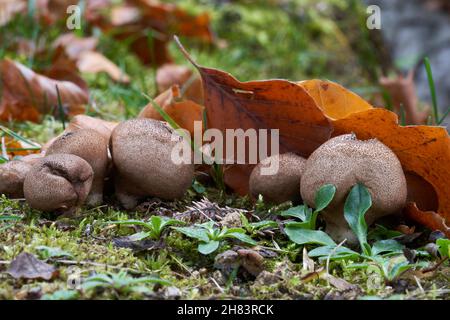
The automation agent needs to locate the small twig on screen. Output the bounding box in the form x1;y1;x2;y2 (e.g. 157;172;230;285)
210;277;224;293
326;239;347;276
258;245;288;253
422;257;448;273
1;137;8;160
169;254;192;275
413;276;425;294
50;259;143;274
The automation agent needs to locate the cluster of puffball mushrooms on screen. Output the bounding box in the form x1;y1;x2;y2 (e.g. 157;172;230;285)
0;116;408;244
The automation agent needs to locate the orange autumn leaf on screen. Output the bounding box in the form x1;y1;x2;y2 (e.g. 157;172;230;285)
298;79;373;120
156;63;204;104
176;38;332;195
139;85;204;138
0;136;40;158
0;59;89;122
379;71;430;125
404;203;450;238
105;0;213;67
52;33;130;84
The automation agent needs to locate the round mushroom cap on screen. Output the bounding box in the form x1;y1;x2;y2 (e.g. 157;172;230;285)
110;119;194;206
300;134;407;243
23;154;94;213
249;153;306;204
0;161;32;198
46;129;109;206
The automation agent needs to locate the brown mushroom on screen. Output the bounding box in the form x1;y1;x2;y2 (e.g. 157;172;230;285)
0;161;32;198
23;154;93;214
300;134;407;244
249;153;306;204
110;118;194;209
46;129;109;206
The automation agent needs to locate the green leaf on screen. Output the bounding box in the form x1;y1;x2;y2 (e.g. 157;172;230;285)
371;239;403;256
0;214;22;222
192;180;206;194
308;245;360;260
0;155;7;163
388;260;414;281
280;205;309;221
36;246;73;259
249;220;277;230
436;238;450;258
424;57;439;124
128;231;152;241
198;240;220;255
198;220;216;232
224;232;257;245
173;226;210;242
284;221;312;230
41;290;80;300
344;183;372;255
368;224;402;241
284;226;336;246
109;219;152;229
314;184;336;212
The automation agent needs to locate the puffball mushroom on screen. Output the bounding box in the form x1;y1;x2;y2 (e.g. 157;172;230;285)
46;129;109;206
300;134;407;245
0;161;32;198
23;154;94;214
249;153;306;204
110;118;194;209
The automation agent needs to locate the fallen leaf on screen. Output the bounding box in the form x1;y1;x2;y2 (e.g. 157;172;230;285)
52;33;98;57
0;0;26;26
7;252;58;280
52;33;130;84
0;59;89;122
156;64;193;94
404;203;450;238
379;71;430;125
156;64;204;105
139;85;204;137
110;4;141;26
177;39;332;195
77;51;130;83
130;0;213;43
34;0;109;25
302;247;315;272
298;79;373;120
112;236;164;252
105;0;213;66
322;273;358;291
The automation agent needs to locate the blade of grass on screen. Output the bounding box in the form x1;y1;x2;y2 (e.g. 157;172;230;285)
1;137;8;160
202;108;225;190
55;85;66;130
438;106;450;125
399;103;406;126
0;125;40;149
424;57;439;125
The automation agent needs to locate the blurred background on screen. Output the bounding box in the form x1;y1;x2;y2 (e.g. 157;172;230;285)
0;0;449;143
